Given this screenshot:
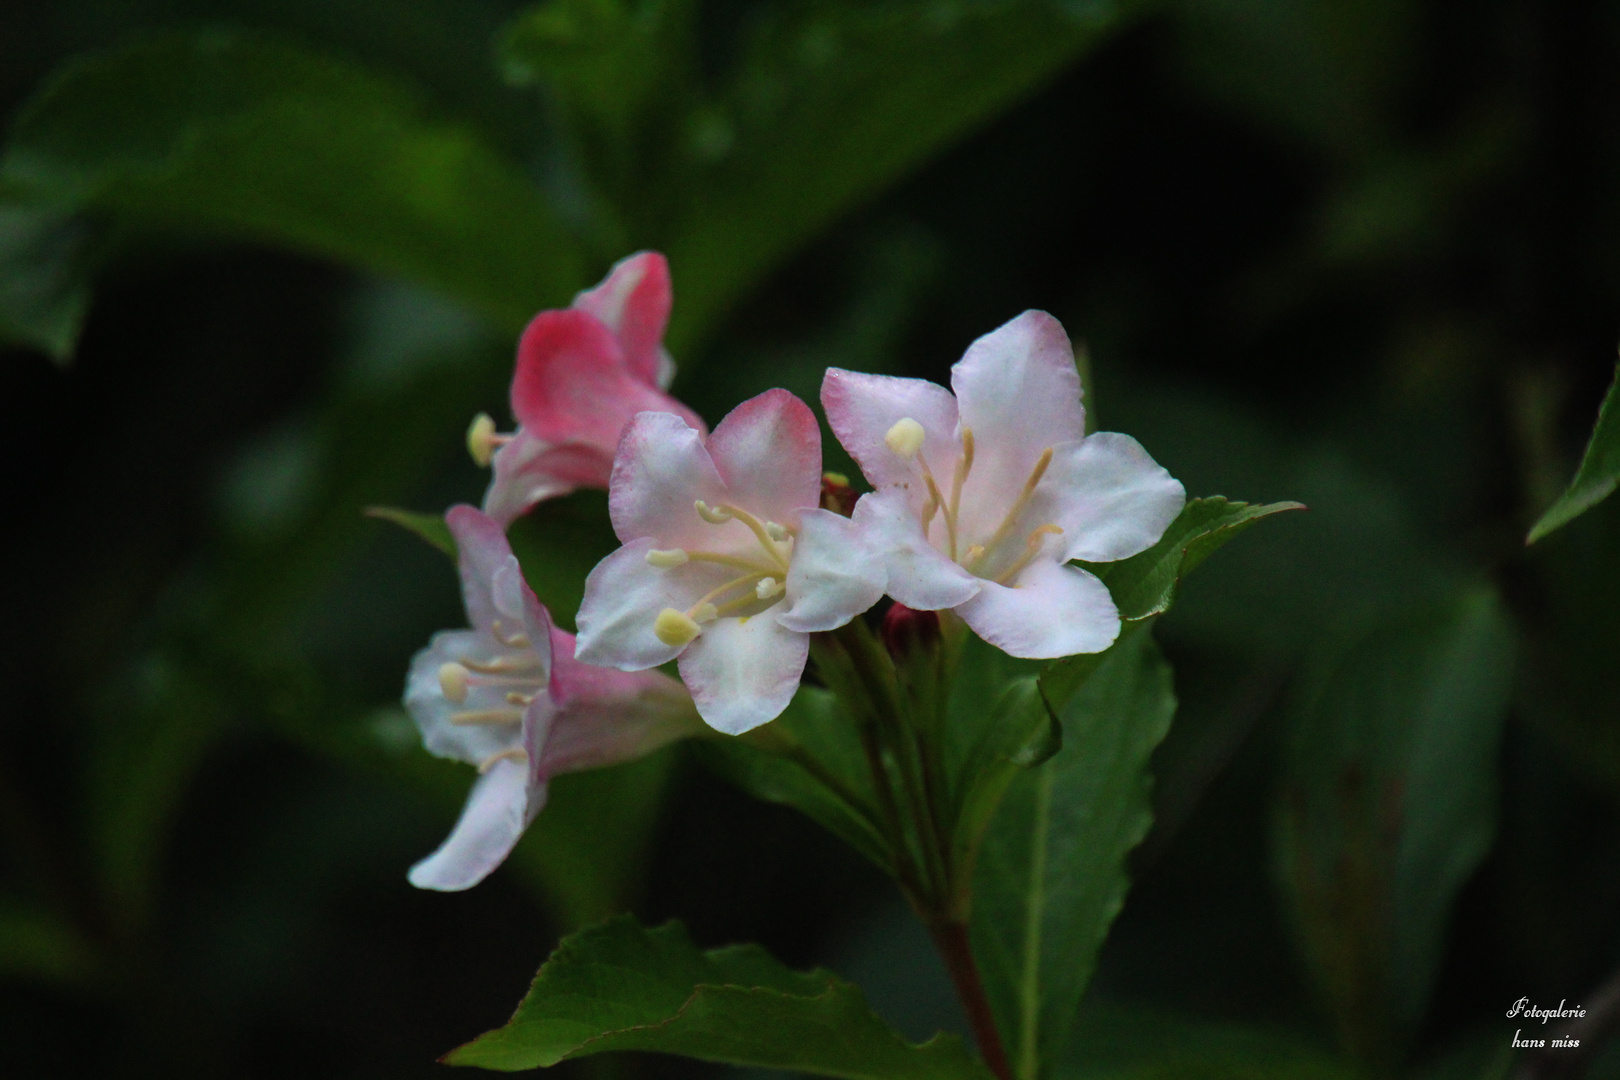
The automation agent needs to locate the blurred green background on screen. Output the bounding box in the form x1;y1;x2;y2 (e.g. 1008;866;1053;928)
2;0;1618;1077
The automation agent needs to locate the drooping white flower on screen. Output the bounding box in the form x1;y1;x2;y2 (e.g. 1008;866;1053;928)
822;311;1184;659
574;389;886;734
406;506;698;891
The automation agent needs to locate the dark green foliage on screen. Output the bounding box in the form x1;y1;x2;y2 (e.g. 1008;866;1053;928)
447;914;995;1077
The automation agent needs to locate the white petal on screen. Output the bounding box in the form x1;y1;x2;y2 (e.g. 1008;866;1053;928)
951;311;1085;465
407;758;545;891
446;506;519;632
678;616;808;734
956;559;1120;660
1040;432;1185;562
574;539;690;670
704;389;823;528
854;491;979;611
776;508;886;633
608;411;728;548
405;630;538;766
821;368;960;490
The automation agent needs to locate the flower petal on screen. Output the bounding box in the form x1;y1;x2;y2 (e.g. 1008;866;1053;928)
511;309;703;451
705;389;823;527
951;310;1085;478
607;411;729;548
678;615;808;734
406;629;542;765
483;431;614;526
822;367;959;490
575;538;691;670
955;559;1120;659
407;757;544;891
854;490;979;610
776;508;886;632
446;505;515;632
1040;432;1186;562
540;627;701;776
570;251;672;389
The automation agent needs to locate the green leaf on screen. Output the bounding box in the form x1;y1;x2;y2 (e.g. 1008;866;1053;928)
447;914;994;1078
365;505;456;558
700;684;891;870
1273;585;1514;1068
1527;363;1620;543
1;31;582;353
943;633;1060;889
1077;497;1306;623
1058;999;1358;1080
972;623;1178;1080
0;899;97;987
0;201;98;361
666;0;1147;347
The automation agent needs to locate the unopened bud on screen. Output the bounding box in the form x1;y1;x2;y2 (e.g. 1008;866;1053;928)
880;603;940;660
820;472;857;517
466;412;498;467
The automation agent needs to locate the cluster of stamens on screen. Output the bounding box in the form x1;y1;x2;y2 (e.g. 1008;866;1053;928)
884;417;1062;586
435;618;545;772
647;501;798;648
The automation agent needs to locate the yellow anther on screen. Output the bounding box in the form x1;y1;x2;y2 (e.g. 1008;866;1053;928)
885;417;926;458
694;500;732;524
823;471;850;486
756;576;783;600
646;548;690;568
654;608;703;647
438;662;469;704
691;602;719;624
764;521;790;541
478;747;528;773
506;692;535;706
964;544;985;564
451;707;524;726
460;655;543;675
466;412;499;467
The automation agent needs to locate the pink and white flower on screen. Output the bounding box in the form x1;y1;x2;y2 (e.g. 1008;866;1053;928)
574;389;886;735
470;252;707;525
822;311;1184;660
406;505;699;891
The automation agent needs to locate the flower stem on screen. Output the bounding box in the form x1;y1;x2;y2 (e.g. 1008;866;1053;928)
929;918;1013;1080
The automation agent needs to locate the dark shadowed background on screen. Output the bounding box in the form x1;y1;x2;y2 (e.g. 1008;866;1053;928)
3;1;1619;1077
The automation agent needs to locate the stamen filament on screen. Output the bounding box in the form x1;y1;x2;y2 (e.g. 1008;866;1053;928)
948;428;974;538
459;656;544;675
490;620;530;649
995;524;1064;585
505;692;535;706
916;457;955;559
451;707;524;726
687;571;769;616
479;747;528;773
683;551;777;572
968;446;1055;573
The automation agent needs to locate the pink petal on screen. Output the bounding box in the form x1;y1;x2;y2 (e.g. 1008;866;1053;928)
705;388;823;527
776;508;886;633
822;367;959;490
1039;432;1186;563
482;431;614;526
955;559;1120;659
512;308;690;449
446;505;520;632
538;626;701;776
570;251;672;389
678;615;809;734
607;412;729;548
854;490;979;611
951;311;1085;482
407;757;545;891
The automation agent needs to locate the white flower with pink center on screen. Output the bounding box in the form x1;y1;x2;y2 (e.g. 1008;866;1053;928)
406;506;698;891
574;389;886;734
470;251;707;525
823;310;1185;660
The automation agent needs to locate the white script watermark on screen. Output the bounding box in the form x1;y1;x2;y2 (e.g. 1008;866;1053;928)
1508;997;1586;1049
